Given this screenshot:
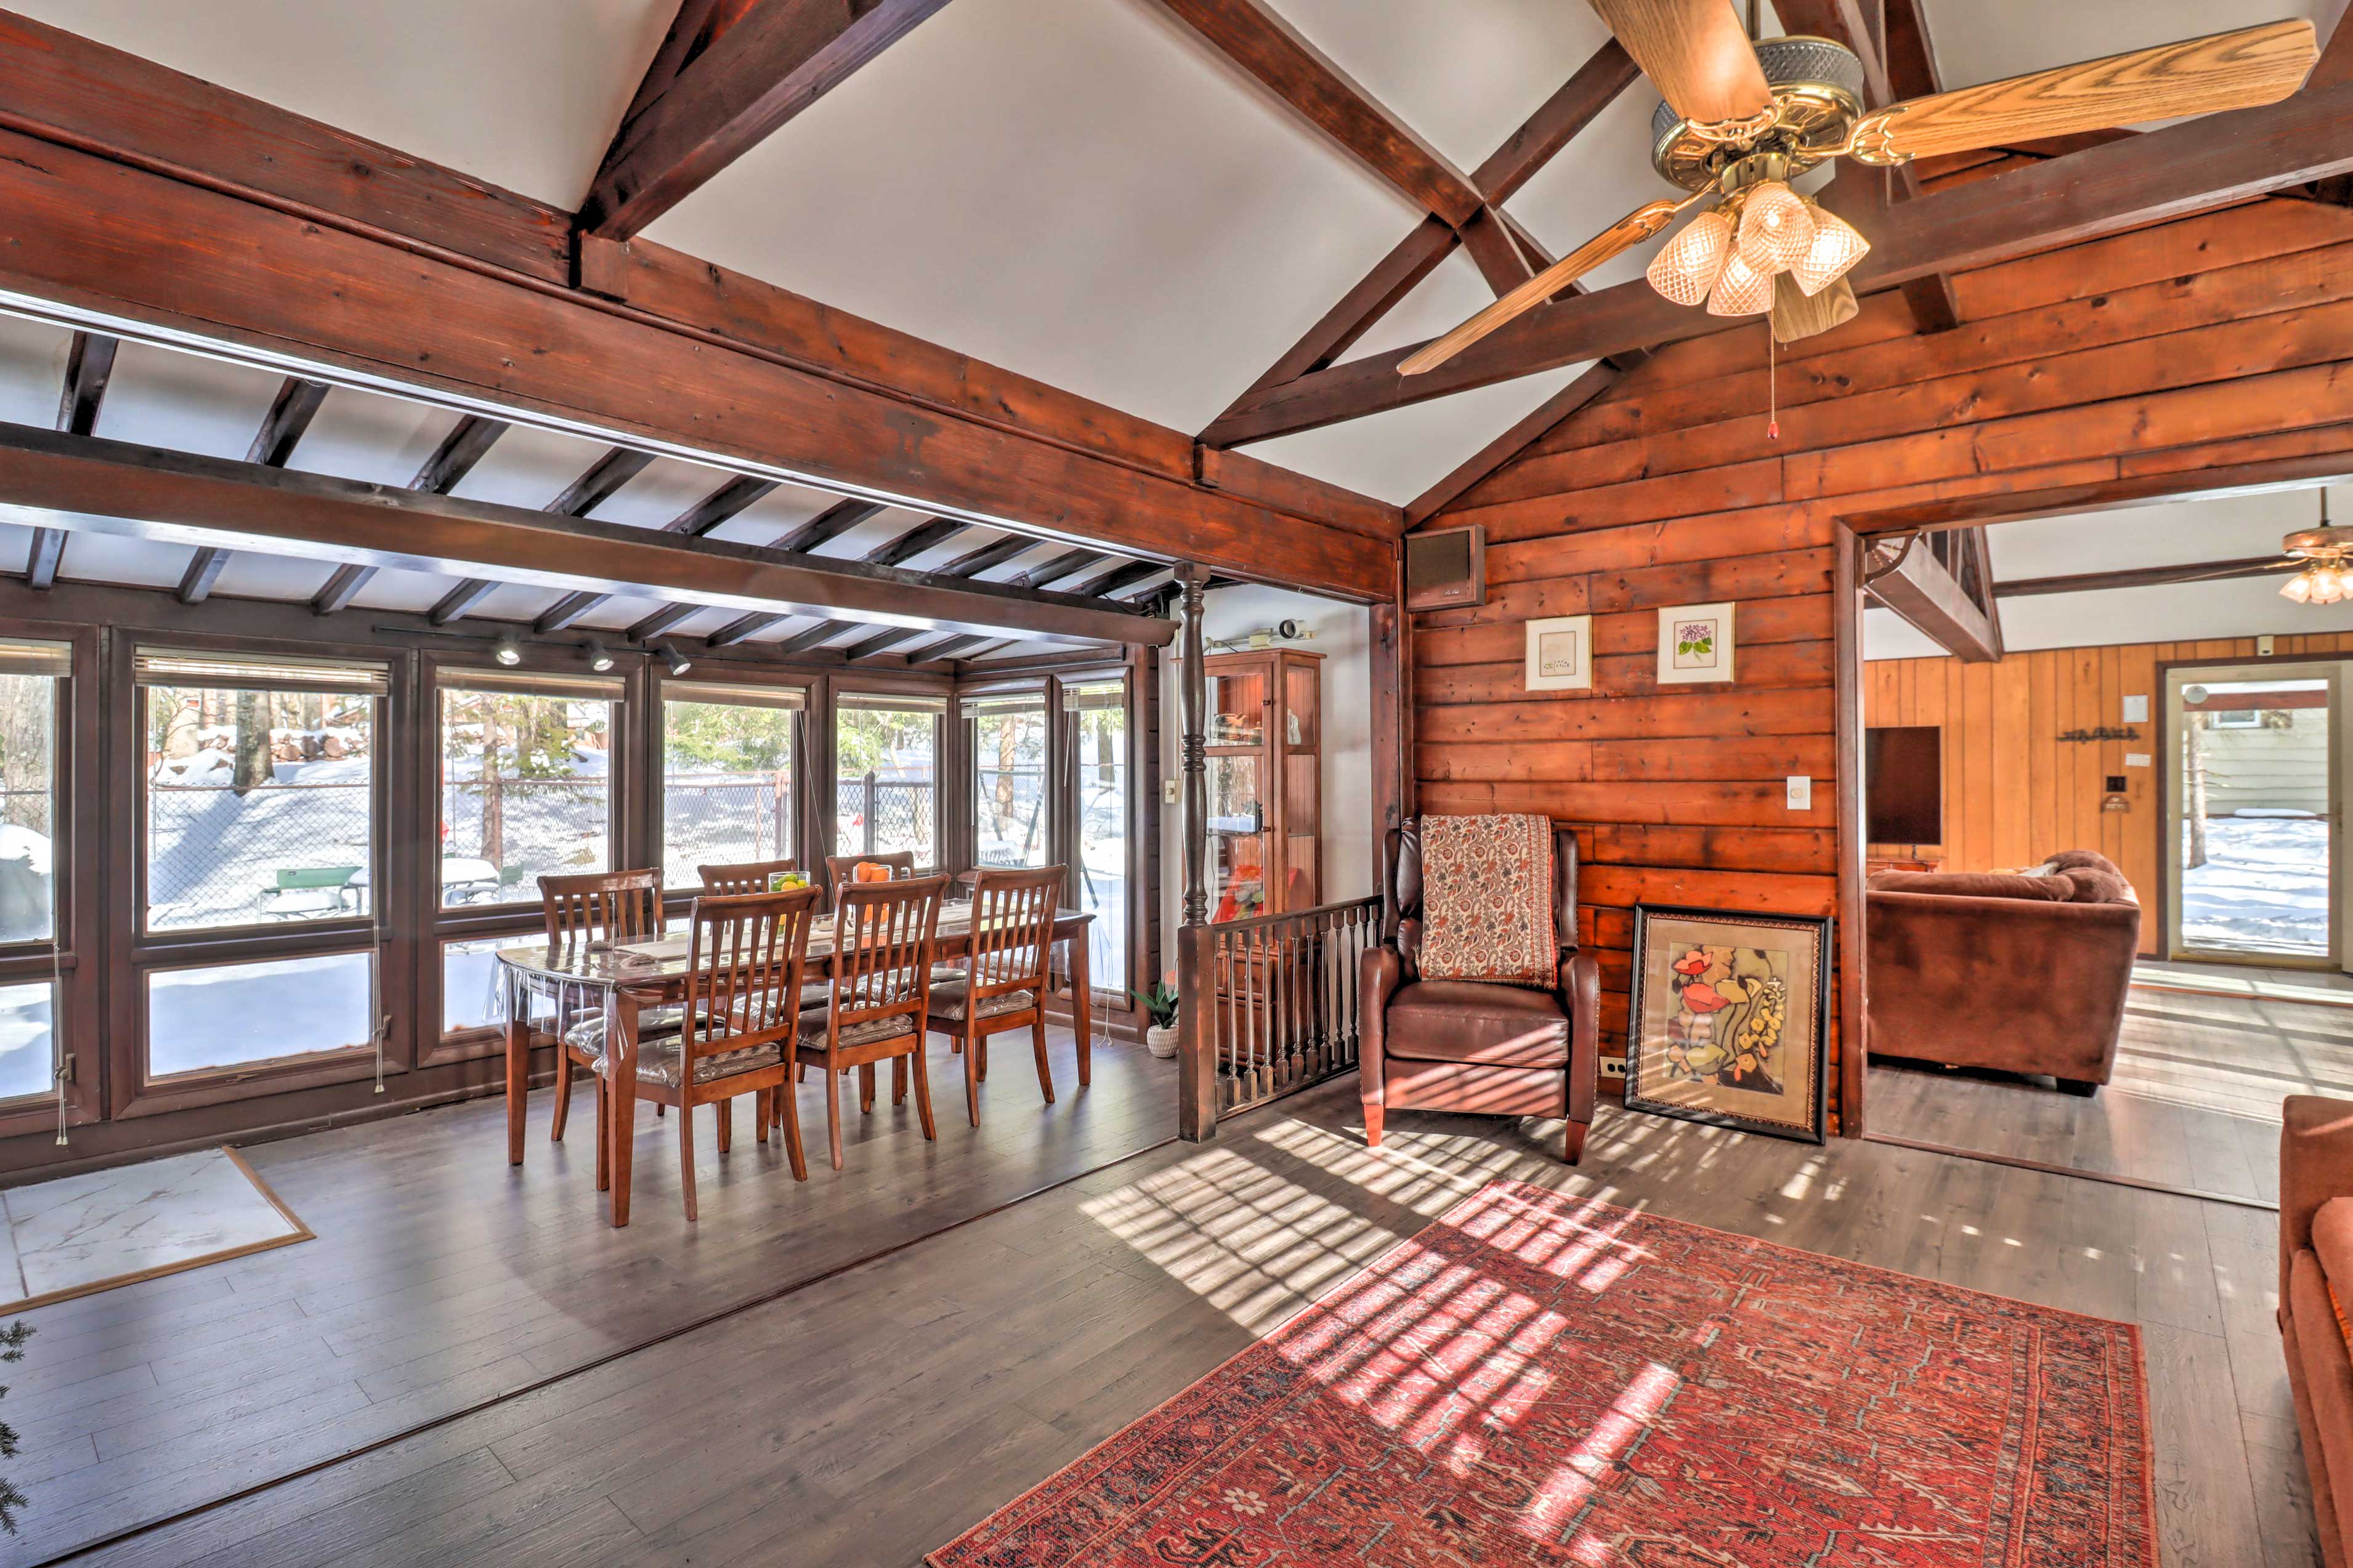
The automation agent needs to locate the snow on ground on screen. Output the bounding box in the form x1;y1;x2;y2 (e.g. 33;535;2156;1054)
2181;814;2330;958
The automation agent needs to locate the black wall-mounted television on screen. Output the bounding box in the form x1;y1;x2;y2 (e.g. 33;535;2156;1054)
1865;725;1943;844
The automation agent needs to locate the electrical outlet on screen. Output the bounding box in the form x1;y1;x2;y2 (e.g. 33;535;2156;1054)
1786;775;1811;810
1599;1057;1627;1080
2259;634;2277;657
1163;777;1181;804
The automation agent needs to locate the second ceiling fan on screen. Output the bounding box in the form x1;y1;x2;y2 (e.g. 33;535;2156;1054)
1399;2;2318;374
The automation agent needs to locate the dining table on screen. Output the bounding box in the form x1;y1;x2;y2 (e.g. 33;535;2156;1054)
496;903;1096;1225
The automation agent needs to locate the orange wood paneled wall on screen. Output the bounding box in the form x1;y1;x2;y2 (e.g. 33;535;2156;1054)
1415;192;2353;1131
1865;633;2353;955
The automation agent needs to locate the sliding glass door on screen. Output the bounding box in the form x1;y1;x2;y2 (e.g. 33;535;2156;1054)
2166;661;2344;966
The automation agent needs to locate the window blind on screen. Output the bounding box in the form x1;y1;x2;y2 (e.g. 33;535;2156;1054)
836;691;949;714
442;669;626;700
0;639;71;679
1062;678;1127;711
136;647;389;697
662;680;807;711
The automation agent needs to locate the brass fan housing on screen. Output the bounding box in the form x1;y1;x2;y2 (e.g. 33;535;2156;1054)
2285;525;2353;558
1650;36;1866;192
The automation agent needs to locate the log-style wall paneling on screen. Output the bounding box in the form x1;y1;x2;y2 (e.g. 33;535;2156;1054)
1415;194;2353;1133
1863;632;2353;956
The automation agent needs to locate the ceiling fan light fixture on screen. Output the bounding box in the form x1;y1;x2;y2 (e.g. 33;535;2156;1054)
1646;207;1735;307
2281;570;2315;604
1791;201;1869;296
1706;248;1775;317
1734;179;1813;274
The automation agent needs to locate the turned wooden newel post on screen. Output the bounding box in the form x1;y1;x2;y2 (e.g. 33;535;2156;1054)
1175;564;1217;1141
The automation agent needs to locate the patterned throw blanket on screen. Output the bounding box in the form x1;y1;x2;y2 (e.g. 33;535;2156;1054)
1418;814;1556;986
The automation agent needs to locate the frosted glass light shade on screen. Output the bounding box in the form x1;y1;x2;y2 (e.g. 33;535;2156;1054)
1791;202;1870;296
1646;208;1733;307
1735;180;1813;273
1706;248;1775;317
2282;570;2315;603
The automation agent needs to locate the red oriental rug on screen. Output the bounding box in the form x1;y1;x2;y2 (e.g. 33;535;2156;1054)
930;1179;2153;1567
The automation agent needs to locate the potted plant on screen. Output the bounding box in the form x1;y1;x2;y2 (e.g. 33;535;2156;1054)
1135;978;1180;1058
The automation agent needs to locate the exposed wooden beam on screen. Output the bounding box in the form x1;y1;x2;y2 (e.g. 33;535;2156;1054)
924;632;999;661
860;517;965;568
583;0;955;238
1204;84;2353;444
1404;362;1619;527
1994;554;2297;597
179;375;332;603
535;472;782;630
767;497;890;555
934;535;1035;579
1865;529;2003;663
2320;0;2353;90
1716;0;1962;332
766;618;850;655
429;446;657;624
29;331;119;588
837;624;928;661
1154;0;1483;225
0;422;1168;649
1015;550;1112;591
313;413;511;613
1211;39;1640;416
627;602;702;642
1064;559;1165;600
1879;0;1941;99
0;129;1390;600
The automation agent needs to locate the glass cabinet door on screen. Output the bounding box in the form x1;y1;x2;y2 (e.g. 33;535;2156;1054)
1207;754;1265;920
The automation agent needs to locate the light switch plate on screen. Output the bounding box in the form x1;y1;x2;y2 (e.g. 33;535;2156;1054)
1163;777;1180;803
1786;775;1812;810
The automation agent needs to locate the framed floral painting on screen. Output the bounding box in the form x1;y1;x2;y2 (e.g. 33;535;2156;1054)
1656;600;1735;684
1624;904;1829;1144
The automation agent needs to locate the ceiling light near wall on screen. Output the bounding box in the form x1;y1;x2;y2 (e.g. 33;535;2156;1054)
587;642;617;673
660;642;693;676
2282;493;2353;605
493;636;523;667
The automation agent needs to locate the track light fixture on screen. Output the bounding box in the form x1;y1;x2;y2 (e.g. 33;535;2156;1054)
660;641;693;676
493;635;523;668
587;642;617;673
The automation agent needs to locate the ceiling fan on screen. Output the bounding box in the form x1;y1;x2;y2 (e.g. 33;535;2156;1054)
1399;4;2318;374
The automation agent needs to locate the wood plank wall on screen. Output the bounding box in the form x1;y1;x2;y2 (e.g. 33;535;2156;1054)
1866;633;2353;955
1417;192;2353;1131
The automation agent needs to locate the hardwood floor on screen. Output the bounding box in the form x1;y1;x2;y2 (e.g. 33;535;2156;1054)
1869;976;2353;1203
1;1027;1173;1566
14;1070;2318;1567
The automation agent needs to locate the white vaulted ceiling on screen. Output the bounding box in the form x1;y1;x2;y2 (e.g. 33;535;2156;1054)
0;0;2336;625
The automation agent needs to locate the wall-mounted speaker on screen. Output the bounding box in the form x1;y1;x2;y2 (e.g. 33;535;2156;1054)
1403;524;1485;613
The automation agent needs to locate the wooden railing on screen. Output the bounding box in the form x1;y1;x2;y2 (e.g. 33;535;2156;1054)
1176;895;1380;1138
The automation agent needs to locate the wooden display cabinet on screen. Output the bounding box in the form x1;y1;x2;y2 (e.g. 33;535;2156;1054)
1202;648;1322;922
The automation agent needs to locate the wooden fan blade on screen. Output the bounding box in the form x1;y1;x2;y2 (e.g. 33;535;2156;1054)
1852;18;2315;164
1589;0;1773;127
1399;197;1691;377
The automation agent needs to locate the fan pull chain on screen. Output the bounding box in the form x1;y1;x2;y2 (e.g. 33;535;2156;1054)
1767;331;1780;442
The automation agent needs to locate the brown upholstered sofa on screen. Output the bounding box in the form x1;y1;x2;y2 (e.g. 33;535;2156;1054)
2282;1094;2353;1568
1358;820;1599;1163
1865;849;2140;1095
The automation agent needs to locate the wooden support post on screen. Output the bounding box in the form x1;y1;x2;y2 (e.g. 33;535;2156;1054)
1175;565;1216;1142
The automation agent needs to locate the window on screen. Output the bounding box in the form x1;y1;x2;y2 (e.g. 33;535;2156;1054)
968;690;1048;869
442;932;548;1036
835;693;942;864
662;681;803;889
147;952;375;1080
0;639;67;947
439;672;622;907
0;982;52;1102
137;650;386;932
1067;679;1129;992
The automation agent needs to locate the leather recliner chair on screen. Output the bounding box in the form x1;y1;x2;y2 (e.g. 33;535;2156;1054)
1359;820;1600;1164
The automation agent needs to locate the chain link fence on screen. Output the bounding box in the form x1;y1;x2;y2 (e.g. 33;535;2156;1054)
439;777;609;904
836;774;936;863
664;774;792;876
148;774;374;927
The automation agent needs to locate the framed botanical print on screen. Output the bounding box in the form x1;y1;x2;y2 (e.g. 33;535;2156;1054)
1624;904;1829;1144
1523;615;1592;691
1657;601;1735;684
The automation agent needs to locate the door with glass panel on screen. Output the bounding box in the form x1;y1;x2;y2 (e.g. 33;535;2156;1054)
2166;661;2344;967
136;648;389;1086
1063;677;1129;993
0;638;68;1115
966;689;1050;868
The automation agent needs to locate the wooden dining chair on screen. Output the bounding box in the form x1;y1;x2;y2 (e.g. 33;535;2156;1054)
601;885;820;1220
697;858;799;896
538;869;662;1145
925;866;1063;1126
797;874;947;1169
